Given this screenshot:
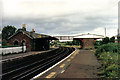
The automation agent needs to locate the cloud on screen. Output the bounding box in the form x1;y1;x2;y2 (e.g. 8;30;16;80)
2;0;119;36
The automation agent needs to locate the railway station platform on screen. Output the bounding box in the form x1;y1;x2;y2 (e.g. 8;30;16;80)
56;49;100;78
1;47;58;62
35;48;101;79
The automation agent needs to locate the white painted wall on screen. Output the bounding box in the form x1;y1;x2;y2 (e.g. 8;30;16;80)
0;46;26;55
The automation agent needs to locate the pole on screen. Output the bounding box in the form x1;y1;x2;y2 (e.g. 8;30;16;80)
105;28;106;38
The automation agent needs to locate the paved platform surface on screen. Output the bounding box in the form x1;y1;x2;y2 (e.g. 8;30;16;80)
35;48;101;79
56;49;100;78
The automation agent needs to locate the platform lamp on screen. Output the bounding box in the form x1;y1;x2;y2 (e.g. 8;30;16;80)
22;40;26;53
117;28;120;44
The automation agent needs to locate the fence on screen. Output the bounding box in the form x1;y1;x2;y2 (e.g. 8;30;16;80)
0;46;26;55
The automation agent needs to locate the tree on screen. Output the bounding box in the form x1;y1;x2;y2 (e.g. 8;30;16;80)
2;25;16;40
110;36;115;43
102;37;109;44
94;41;102;46
72;40;80;45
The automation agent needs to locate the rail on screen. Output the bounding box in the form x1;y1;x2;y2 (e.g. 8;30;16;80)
1;47;75;80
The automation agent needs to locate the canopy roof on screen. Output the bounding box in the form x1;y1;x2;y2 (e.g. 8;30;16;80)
74;33;104;39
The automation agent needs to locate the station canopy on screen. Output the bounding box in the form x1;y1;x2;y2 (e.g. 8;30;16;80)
74;33;104;39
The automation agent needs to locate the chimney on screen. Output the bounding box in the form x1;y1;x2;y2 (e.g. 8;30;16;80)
22;24;26;31
32;28;35;32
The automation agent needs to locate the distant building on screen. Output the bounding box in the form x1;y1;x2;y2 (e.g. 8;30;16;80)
8;24;58;51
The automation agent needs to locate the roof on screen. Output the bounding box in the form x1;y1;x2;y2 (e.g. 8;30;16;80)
52;35;75;37
74;33;104;39
8;30;58;40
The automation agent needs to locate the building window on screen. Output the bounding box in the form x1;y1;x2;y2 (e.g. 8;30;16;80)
14;41;19;45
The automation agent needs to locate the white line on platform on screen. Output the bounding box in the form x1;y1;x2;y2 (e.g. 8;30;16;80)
61;70;65;73
31;48;77;80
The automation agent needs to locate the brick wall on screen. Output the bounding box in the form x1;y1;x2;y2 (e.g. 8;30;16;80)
8;32;32;51
83;38;95;49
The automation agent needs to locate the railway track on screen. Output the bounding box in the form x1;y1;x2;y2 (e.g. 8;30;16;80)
2;47;75;80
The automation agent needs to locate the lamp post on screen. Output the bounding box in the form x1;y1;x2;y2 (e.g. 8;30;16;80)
22;42;26;52
118;28;120;45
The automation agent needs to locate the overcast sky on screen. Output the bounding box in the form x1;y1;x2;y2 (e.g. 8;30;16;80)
1;0;119;37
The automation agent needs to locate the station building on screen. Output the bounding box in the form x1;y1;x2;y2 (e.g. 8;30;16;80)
8;24;58;51
74;33;104;49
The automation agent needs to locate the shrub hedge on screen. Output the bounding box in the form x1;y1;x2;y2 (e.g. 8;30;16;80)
95;43;120;78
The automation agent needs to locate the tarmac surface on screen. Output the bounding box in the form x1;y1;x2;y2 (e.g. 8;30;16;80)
56;49;100;78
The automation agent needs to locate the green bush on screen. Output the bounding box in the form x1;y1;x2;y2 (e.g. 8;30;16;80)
94;41;102;46
95;43;119;57
95;43;119;78
102;37;109;44
72;40;80;45
99;64;119;78
109;36;115;43
65;41;73;45
98;52;119;78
